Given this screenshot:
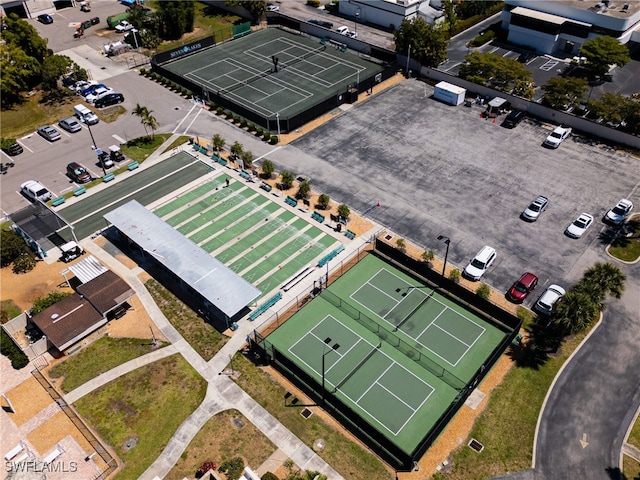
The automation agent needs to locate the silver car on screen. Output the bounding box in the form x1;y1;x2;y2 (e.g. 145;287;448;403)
521;195;549;222
58;117;82;133
37;125;61;142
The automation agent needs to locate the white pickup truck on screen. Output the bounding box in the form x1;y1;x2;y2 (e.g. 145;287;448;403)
115;21;134;33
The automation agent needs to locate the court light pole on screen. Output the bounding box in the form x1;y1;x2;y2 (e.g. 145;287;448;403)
86;121;106;176
437;235;451;277
321;337;340;406
354;11;359;35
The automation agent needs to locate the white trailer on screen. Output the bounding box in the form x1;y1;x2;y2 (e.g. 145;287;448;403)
433;81;466;106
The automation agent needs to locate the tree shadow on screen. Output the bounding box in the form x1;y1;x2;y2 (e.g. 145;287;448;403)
508;322;565;370
605;466;627;480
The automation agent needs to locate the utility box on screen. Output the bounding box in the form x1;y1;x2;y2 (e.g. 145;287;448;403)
485;97;509;118
433;81;466;106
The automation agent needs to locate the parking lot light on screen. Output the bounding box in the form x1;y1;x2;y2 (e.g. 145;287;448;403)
437;235;451;277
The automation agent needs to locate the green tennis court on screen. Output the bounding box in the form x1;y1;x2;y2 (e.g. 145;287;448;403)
162;28;384;120
151;172;339;298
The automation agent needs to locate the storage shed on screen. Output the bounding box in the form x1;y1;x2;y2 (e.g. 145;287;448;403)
433;81;466;106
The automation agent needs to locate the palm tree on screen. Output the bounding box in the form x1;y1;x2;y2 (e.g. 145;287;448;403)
143;110;158;140
582;262;626;299
212;133;225;157
552;291;600;334
132;103;149;136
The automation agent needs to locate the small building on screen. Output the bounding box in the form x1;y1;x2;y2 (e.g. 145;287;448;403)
433;81;466;106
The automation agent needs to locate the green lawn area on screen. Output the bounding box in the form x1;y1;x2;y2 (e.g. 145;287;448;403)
608;216;640;262
433;332;587;480
120;133;173;163
48;337;169;393
629;414;640;448
74;354;206;480
165;409;276;480
146;278;228;360
623;455;640;480
232;353;393;480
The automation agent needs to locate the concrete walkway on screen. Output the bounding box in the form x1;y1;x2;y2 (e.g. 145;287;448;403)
74;168;371;479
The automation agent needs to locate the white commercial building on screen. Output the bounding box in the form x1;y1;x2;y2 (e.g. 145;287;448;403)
339;0;445;31
502;0;640;56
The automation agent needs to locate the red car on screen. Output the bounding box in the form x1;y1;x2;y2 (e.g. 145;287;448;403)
507;272;538;303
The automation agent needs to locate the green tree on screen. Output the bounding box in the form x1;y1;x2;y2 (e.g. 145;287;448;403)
393;16;449;68
0;42;41;107
240;149;254;169
227;0;266;23
590;92;633;127
396;238;406;250
1;229;29;267
317;193;330;210
143;110;158;140
260;159;275;178
541;77;588;110
230;141;244;159
456;0;502;19
131;103;150;136
41;54;73;91
157;1;195;40
337;204;350;220
580;35;630;79
281;170;294;189
296;179;311;199
3;14;50;63
581;262;626;300
421;249;435;266
31;291;72;315
140;29;162;50
460;51;534;98
12;252;36;274
212;133;225;157
552;290;600;334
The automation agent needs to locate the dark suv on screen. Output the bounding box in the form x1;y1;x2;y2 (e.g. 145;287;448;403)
502;109;526;128
2;142;23;156
95;93;124;108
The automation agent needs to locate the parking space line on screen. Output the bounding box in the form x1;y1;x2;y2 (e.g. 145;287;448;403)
172;103;198;134
112;134;126;144
17;141;33;153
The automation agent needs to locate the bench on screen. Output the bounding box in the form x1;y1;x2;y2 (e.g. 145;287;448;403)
52;197;66;207
311;212;325;223
249;292;283;321
345;230;356;240
73;187;86;196
285;196;298;207
239;170;251;180
317;244;345;267
102;172;115;182
5;443;23;461
260;182;272;193
127;161;139;171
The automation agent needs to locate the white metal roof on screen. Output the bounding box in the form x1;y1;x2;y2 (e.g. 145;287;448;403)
63;255;109;284
104;200;261;318
511;6;591;27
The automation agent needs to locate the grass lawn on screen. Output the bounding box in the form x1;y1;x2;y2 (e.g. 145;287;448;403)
165;409;276;480
120;134;172;163
74;354;206;480
433;332;587;480
608;216;640;262
623;455;640;480
0;91;122;140
47;337;169;393
629;415;640;448
146;278;228;360
162;135;191;154
232;353;393;480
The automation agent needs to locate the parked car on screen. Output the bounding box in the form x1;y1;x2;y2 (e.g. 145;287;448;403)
463;246;496;281
309;19;333;28
70;80;97;93
97;148;114;168
58;117;82;133
266;3;280;12
85;87;114;103
604;199;633;225
543;126;572;148
94;93;124;108
502;109;526;128
90;17;100;25
535;284;566;316
80;83;105;97
346;31;358;39
2;141;23;156
20;180;52;202
565;212;594;238
115;21;134;33
66;162;91;183
521;195;549;222
37;14;53;24
336;26;350;35
74;104;99;125
507;272;539;303
37;125;61;142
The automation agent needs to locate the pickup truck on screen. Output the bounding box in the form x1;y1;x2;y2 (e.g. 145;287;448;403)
115;21;134;33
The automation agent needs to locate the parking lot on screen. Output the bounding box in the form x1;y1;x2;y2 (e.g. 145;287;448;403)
270;79;640;304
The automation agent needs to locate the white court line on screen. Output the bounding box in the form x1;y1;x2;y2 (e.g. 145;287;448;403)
172;103;199;134
182;107;204;135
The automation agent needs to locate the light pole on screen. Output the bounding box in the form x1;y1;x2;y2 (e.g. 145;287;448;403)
354;11;359;36
321;337;340;405
86;121;106;176
437;235;450;277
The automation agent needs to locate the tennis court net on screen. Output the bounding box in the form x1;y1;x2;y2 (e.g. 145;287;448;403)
333;342;381;392
394;289;434;331
321;289;466;391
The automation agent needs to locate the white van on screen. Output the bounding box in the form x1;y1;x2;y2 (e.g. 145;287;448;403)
74;104;99;125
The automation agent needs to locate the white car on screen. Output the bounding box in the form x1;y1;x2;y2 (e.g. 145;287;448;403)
605;199;633;224
336;26;350;35
346;31;358;39
266;3;280;12
70;80;97;93
521;195;549;222
20;180;52;202
565;212;594;238
535;284;566;316
543;126;571;148
463;246;496;281
115;21;134;33
85;87;113;103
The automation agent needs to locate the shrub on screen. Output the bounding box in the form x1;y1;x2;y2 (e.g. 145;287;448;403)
139;67;146;75
240;119;247;128
263;133;272;143
261;473;279;480
195;461;217;478
296;179;312;199
476;283;491;299
248;123;256;132
337;204;350;219
318;193;330;209
449;268;461;283
270;135;279;144
307;0;320;6
224;110;233;118
209;101;217;110
233;115;241;124
421;249;435;267
396;238;406;251
216;107;224;115
31;291;72;315
0;329;29;370
219;457;244;480
281;170;295;189
256;127;264;136
261;159;275;178
12;253;36;274
470;29;495;47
